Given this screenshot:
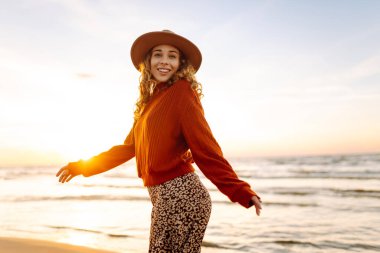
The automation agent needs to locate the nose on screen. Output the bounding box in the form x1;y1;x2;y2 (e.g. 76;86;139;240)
159;55;170;65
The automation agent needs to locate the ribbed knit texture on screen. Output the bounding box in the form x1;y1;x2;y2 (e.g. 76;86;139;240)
79;79;259;208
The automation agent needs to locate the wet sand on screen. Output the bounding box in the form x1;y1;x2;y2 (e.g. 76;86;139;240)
0;237;116;253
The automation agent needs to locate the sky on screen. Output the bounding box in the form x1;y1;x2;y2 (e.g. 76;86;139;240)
0;0;379;166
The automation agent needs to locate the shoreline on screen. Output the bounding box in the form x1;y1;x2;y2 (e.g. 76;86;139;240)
0;237;116;253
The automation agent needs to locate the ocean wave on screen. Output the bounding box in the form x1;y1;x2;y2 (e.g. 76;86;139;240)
82;183;143;189
0;170;53;180
251;174;380;180
263;201;319;207
273;239;320;248
332;189;380;198
47;225;130;238
5;195;151;202
272;239;380;251
1;153;380;182
264;153;380;167
264;187;380;199
271;188;316;196
2;194;321;208
201;241;229;249
212;199;318;207
4;186;379;205
319;240;380;251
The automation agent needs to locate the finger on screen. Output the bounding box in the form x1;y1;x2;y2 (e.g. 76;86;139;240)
251;196;262;216
257;201;262;211
255;205;261;216
56;166;67;177
56;168;63;177
59;171;68;183
66;174;74;183
256;200;262;210
254;201;261;216
59;173;65;183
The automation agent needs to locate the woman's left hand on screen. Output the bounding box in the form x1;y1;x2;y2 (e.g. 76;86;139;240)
56;162;82;183
251;196;262;216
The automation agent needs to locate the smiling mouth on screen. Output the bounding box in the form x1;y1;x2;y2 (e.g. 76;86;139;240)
157;68;171;73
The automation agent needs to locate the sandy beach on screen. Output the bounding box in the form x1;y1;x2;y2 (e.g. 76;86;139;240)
0;237;116;253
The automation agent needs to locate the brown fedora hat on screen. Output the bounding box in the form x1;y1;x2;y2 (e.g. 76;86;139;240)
130;30;202;72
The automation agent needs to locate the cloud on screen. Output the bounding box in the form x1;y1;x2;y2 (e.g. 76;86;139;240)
75;72;94;79
347;54;380;81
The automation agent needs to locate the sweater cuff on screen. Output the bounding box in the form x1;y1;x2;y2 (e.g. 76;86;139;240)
233;186;260;208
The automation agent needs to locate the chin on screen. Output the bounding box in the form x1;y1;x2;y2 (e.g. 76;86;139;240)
154;76;173;83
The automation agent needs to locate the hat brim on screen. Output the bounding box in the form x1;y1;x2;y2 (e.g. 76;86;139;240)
130;31;202;72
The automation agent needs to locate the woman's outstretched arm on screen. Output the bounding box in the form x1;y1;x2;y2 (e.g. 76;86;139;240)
56;126;135;183
179;83;261;215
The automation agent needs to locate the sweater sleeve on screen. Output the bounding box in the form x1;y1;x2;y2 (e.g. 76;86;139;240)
80;126;135;177
179;87;260;208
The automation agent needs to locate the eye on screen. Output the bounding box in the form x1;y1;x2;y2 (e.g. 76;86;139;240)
153;53;162;58
169;55;177;59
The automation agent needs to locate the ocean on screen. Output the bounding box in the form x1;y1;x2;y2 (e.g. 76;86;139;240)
0;153;379;252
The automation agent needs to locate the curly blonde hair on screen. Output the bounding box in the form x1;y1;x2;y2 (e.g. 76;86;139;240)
134;49;202;121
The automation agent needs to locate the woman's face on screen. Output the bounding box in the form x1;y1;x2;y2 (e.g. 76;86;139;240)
150;44;180;83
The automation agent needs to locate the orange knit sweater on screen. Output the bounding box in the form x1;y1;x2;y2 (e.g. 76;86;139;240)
78;79;259;208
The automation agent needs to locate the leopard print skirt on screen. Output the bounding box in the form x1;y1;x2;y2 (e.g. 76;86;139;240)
147;172;212;252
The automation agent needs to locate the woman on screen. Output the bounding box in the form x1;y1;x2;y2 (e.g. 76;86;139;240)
56;30;262;252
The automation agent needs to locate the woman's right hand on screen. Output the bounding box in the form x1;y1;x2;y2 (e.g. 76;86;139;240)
56;161;83;183
251;195;262;216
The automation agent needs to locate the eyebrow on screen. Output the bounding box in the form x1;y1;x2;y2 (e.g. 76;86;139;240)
152;49;179;54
